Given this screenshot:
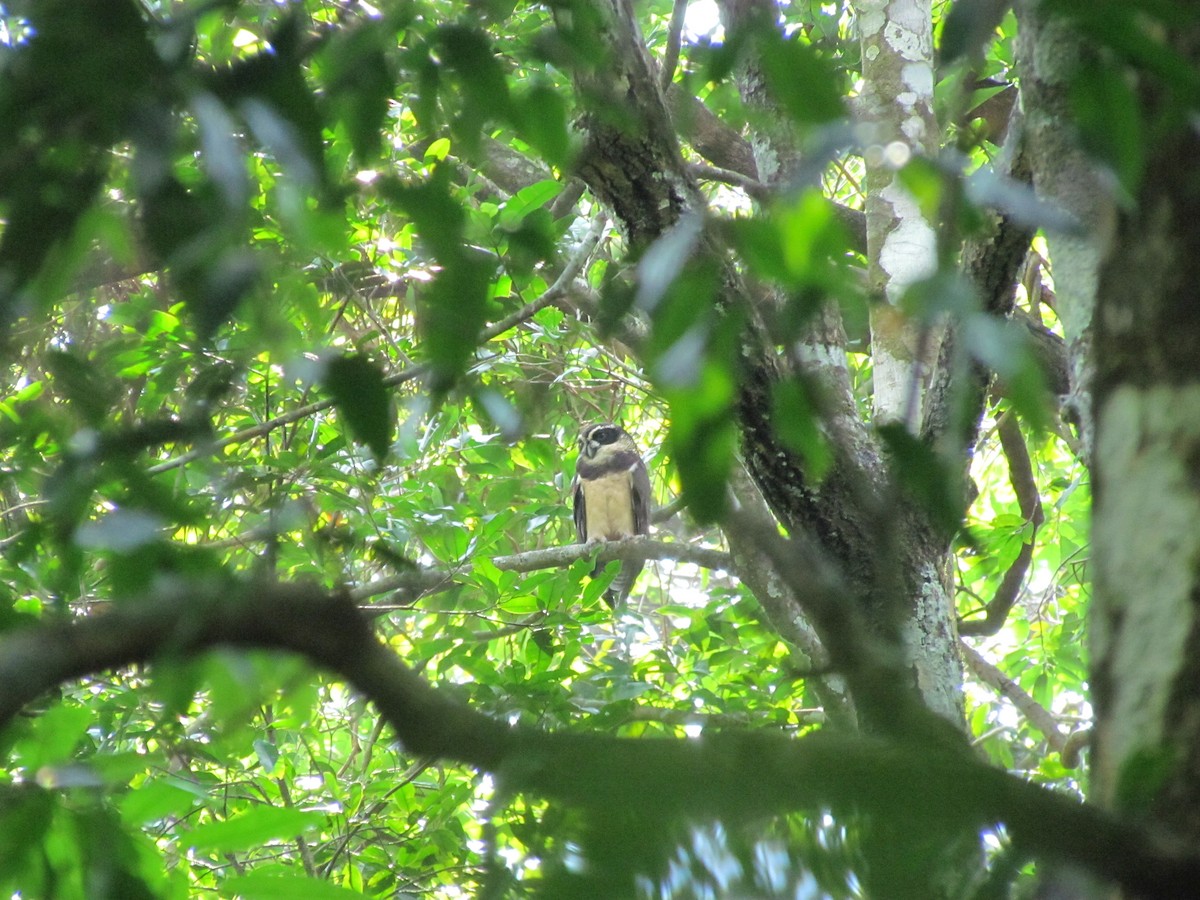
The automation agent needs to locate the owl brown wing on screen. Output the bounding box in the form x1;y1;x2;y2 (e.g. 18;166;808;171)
571;475;588;542
631;456;651;536
602;456;651;608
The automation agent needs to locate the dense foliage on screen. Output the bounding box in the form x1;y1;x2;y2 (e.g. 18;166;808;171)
1;0;1188;897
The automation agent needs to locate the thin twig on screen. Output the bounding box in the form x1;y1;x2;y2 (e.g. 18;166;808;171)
959;411;1044;636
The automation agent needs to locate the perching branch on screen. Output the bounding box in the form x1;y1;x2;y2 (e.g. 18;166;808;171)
1;583;1197;898
492;537;731;574
341;536;732;609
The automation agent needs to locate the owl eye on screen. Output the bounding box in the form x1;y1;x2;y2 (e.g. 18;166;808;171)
591;427;620;445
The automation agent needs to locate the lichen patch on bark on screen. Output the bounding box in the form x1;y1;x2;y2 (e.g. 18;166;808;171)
1093;383;1200;800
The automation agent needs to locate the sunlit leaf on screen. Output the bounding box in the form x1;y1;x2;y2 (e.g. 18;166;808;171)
18;703;92;770
499;179;563;230
120;779;203;826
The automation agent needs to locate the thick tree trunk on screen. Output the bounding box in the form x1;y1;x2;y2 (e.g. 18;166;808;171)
1091;18;1200;854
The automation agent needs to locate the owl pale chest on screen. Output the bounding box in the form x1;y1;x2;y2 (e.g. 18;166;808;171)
580;468;639;541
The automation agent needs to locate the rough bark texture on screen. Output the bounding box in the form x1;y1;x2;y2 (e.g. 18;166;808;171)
563;0;698;249
1091;15;1200;848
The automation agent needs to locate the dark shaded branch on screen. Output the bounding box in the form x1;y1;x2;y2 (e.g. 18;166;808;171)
665;83;758;181
1014;307;1069;397
1;584;1197;898
725;505;954;745
723;463;856;728
921;109;1035;452
959;412;1044;636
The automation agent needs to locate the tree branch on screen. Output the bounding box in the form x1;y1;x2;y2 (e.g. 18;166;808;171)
340;536;732;610
491;537;731;574
1;583;1196;897
660;0;689;93
723;462;856;728
960;640;1068;759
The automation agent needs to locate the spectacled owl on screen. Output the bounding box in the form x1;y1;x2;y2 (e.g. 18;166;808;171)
571;423;652;607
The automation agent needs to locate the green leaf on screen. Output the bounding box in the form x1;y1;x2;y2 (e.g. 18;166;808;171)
667;382;737;524
186;806;325;853
757;31;844;125
193;91;250;210
636;213;704;313
438;24;512;154
209;15;327;190
0;0;162;318
513;81;574;168
498;179;563;230
324;354;395;463
19;702;92;770
963;315;1050;431
425;137;452;162
253;740;280;775
44;350;115;426
419;258;493;393
0;787;54;881
382;169;466;262
322;18;402;162
1113;746;1177;817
